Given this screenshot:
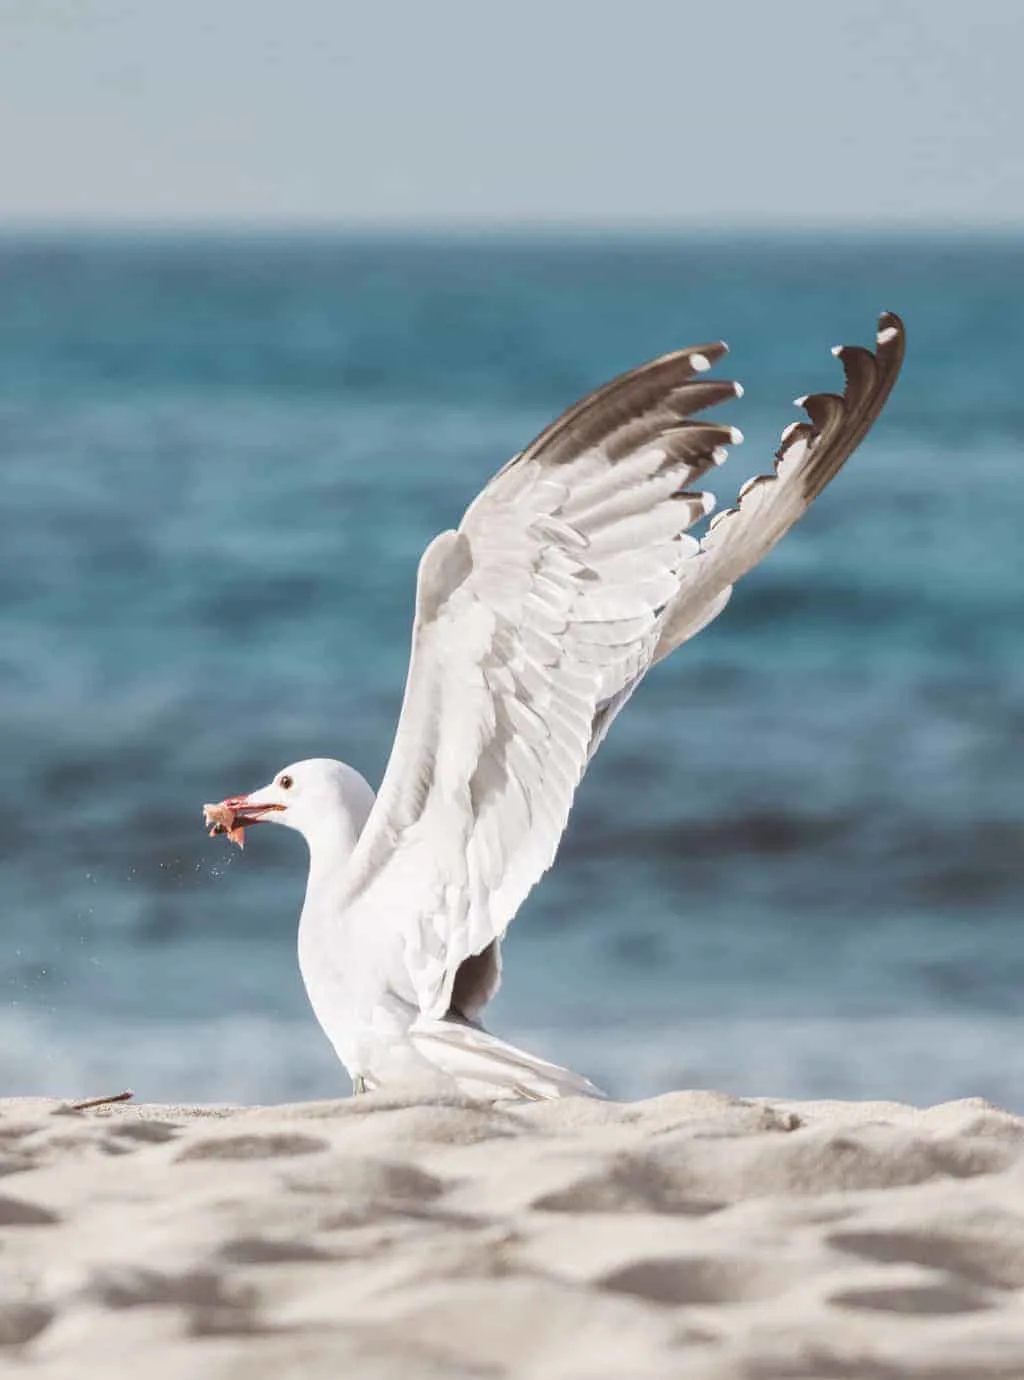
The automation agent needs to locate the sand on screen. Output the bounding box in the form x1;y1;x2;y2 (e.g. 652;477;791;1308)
3;1090;1024;1378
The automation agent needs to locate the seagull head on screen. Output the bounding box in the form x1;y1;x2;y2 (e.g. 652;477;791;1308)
203;757;375;850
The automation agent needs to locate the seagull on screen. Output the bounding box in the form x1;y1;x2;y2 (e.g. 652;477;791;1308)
204;313;905;1101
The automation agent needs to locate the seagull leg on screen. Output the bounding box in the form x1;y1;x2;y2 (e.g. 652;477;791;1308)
353;1075;367;1096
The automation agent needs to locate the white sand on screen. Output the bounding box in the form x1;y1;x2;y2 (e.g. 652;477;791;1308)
3;1090;1024;1378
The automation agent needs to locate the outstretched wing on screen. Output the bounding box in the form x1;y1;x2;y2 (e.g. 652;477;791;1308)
655;311;906;659
584;312;906;755
338;343;744;1019
340;315;905;1023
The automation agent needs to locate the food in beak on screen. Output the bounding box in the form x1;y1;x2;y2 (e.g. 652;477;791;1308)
203;801;248;849
202;796;285;849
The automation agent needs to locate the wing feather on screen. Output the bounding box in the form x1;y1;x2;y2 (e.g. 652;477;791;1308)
339;315;904;1022
338;345;742;1018
652;312;905;661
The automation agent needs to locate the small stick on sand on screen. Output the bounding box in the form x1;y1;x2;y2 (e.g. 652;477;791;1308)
69;1090;135;1112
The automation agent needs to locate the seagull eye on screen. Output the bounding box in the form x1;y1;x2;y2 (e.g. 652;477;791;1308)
278;774;294;790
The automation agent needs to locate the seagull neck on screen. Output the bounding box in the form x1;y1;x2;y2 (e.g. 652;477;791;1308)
301;807;367;892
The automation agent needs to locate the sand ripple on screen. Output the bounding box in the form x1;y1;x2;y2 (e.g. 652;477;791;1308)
3;1089;1024;1377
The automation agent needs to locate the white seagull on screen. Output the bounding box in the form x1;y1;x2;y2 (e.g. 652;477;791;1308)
204;313;905;1101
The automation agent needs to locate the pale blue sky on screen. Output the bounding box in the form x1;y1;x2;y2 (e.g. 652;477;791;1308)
1;0;1021;228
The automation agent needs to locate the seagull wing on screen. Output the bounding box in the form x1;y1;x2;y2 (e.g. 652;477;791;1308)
655;311;906;660
584;311;906;756
340;315;905;1022
338;343;743;1019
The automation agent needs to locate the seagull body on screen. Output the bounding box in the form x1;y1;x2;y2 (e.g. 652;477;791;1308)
205;316;905;1100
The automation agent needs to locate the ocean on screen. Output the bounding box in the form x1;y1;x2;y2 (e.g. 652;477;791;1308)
1;232;1021;1107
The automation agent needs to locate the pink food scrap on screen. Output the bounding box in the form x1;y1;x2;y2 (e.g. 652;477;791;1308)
203;802;247;849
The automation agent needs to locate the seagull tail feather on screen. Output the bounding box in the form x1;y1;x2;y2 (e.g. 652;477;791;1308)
408;1019;606;1101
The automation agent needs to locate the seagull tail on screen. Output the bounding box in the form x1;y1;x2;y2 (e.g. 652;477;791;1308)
408;1019;606;1102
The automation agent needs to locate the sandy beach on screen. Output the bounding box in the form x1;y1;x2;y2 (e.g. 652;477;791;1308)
2;1090;1024;1378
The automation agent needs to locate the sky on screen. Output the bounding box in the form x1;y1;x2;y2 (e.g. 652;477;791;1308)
0;0;1021;229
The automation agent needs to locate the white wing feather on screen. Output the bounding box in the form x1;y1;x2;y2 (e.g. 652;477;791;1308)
339;345;740;1018
339;316;905;1022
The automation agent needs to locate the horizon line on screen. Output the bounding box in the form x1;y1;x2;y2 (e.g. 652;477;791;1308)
1;217;1022;241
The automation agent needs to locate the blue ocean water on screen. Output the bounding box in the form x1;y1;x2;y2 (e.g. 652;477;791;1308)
1;233;1021;1107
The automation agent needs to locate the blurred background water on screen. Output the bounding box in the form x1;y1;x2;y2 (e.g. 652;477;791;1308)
0;231;1021;1107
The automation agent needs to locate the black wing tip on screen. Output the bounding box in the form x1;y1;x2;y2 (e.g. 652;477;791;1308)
874;310;906;358
781;309;906;500
827;311;904;371
520;338;738;468
795;308;906;423
661;339;729;371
